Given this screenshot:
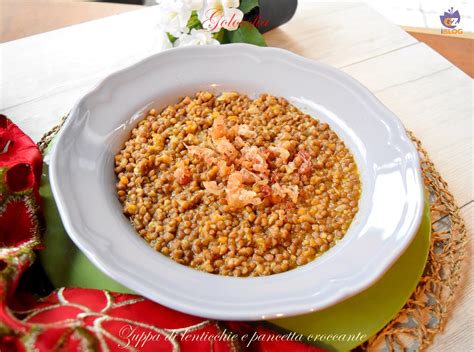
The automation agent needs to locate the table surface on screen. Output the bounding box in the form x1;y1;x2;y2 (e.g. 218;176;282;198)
2;1;473;79
0;2;472;351
0;0;141;43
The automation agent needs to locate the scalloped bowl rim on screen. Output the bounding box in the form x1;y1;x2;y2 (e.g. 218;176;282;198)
50;44;424;320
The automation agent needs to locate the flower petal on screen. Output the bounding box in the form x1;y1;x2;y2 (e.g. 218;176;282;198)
222;7;243;31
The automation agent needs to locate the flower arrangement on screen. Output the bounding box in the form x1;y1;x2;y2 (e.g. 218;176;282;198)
155;0;266;47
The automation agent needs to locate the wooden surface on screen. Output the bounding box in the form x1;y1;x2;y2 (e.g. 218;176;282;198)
1;1;473;80
0;0;141;43
0;2;472;351
406;29;474;78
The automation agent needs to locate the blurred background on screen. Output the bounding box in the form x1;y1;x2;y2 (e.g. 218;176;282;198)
1;0;472;76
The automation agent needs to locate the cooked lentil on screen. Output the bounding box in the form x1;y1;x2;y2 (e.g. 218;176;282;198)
114;92;361;277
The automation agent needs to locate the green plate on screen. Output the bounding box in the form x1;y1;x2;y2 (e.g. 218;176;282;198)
39;164;133;294
40;164;430;351
269;201;430;351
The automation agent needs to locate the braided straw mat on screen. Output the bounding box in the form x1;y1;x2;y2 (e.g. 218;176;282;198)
38;119;469;352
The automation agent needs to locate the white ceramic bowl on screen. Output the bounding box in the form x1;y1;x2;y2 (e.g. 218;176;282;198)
50;44;424;320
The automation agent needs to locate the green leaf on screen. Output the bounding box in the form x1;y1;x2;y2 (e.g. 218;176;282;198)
213;28;228;44
239;0;259;14
187;10;203;30
225;21;266;46
167;32;177;44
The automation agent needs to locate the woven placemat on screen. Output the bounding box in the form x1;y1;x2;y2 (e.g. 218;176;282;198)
362;132;468;351
38;119;468;351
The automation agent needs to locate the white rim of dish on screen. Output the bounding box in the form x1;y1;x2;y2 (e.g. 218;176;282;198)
50;44;424;320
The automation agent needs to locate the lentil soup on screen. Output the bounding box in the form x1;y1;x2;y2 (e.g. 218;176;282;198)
114;92;361;277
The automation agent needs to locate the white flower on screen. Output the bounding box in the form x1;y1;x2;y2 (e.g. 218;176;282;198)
155;0;204;37
157;29;173;50
186;0;204;10
199;0;243;32
174;28;220;46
